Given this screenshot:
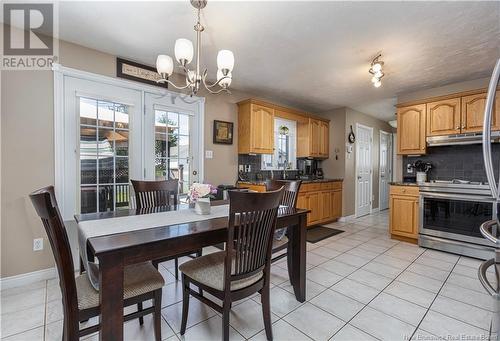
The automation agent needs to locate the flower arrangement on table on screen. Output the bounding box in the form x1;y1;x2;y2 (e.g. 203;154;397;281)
188;183;217;215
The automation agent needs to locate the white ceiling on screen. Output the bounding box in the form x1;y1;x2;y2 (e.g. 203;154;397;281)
55;1;500;121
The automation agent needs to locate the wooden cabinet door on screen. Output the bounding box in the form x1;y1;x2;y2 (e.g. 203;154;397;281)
310;119;320;157
397;104;426;154
308;192;320;225
331;190;342;219
319;121;329;158
320;191;331;221
250;104;274;153
426;98;461;136
389;195;418;238
461;92;500;133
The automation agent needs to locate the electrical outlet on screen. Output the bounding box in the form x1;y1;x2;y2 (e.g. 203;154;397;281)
205;150;213;159
33;238;43;251
407;163;414;173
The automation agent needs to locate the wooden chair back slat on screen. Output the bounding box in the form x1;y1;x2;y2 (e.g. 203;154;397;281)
264;180;302;208
225;189;283;285
29;186;79;340
131;180;179;209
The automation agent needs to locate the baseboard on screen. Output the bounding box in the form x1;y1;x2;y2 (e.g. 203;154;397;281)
371;207;380;213
339;214;356;222
0;267;57;290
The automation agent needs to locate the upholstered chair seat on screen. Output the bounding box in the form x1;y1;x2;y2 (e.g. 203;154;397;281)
75;262;165;310
179;251;263;291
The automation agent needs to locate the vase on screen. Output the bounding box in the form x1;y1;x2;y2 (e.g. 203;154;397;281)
194;198;211;215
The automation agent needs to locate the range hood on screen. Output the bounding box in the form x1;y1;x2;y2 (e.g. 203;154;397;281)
427;131;500;146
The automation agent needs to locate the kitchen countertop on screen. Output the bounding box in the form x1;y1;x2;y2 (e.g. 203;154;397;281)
239;178;343;185
389;182;420;187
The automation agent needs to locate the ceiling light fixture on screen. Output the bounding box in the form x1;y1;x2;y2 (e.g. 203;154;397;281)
369;54;384;88
156;0;234;96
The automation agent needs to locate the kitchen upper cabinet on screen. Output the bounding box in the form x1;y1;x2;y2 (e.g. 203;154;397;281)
319;121;329;157
397;104;426;155
426;98;461;136
461;91;500;133
297;118;329;158
238;102;274;154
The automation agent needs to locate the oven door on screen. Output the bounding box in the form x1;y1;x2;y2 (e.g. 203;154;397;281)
420;192;497;247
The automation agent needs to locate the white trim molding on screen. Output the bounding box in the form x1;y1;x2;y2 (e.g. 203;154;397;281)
338;214;356;222
0;267;57;290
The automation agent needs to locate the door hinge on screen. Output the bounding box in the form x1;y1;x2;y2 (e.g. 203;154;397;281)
144;168;146;178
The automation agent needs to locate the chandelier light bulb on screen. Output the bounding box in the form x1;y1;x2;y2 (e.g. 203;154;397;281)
371;62;382;73
174;38;194;64
217;50;235;72
373;80;382;88
156;55;173;76
217;69;232;87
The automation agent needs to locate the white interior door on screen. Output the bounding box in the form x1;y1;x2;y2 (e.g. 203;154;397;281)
144;92;204;199
379;131;392;211
356;124;373;217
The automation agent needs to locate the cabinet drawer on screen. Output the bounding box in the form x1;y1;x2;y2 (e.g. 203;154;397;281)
390;185;419;196
321;182;333;190
331;181;342;190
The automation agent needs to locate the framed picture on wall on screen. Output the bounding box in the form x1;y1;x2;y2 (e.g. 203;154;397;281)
116;58;168;88
213;120;233;144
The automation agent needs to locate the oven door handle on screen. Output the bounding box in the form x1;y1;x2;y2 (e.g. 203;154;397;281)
420;192;496;202
480;219;500;245
478;258;500;298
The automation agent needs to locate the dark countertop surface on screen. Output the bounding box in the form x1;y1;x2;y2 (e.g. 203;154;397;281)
239;178;343;185
389;182;420;187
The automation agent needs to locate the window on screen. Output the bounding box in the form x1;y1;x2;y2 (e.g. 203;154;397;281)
262;118;297;170
154;110;192;195
79;97;130;213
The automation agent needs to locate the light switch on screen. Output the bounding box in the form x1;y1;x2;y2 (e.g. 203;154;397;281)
205;150;213;159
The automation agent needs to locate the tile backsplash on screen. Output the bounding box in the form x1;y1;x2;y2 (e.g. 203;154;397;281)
403;144;500;182
237;154;299;181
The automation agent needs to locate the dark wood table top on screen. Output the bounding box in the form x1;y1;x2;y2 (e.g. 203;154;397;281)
75;201;308;257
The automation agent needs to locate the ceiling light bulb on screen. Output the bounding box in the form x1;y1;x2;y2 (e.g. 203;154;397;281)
174;38;194;64
156;55;173;76
371;62;382;73
217;50;235;72
373;80;382;88
374;70;384;78
371;76;379;83
217;69;232;87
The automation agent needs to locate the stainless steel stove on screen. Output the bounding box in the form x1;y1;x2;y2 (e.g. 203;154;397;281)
419;179;499;259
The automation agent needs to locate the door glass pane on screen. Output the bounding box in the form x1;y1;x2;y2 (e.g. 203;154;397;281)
79;97;131;213
153;109;194;196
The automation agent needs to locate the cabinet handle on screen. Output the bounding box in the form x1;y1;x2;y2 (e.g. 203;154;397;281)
461;125;465;129
456;126;460;130
402;189;406;193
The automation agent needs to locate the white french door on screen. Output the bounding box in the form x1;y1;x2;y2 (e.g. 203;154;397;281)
144;92;203;198
62;76;143;219
379;130;392;211
356;124;373;217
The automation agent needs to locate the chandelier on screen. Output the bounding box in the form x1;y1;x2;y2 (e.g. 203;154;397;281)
156;0;234;96
369;54;384;88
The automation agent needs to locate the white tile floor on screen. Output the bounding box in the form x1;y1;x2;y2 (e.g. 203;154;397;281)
1;210;496;340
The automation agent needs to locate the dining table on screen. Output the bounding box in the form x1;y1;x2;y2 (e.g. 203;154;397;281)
75;200;308;341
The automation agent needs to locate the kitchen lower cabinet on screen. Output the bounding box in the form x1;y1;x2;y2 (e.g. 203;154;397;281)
389;185;419;243
238;180;343;227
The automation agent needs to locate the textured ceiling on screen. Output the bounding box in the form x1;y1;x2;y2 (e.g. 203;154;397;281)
53;1;500;121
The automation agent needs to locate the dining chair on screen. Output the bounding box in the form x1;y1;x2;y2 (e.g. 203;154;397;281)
131;179;202;279
179;189;284;341
265;179;302;264
29;186;164;341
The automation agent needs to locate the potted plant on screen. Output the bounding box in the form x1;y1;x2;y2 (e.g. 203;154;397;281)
188;183;217;215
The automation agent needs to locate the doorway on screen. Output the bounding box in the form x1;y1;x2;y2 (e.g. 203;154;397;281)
355;124;373;218
379;130;393;211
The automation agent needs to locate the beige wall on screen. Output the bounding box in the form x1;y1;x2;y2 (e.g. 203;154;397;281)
0;39;257;277
319;107;393;217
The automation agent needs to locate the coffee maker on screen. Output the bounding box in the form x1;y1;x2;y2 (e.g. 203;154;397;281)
297;158;323;180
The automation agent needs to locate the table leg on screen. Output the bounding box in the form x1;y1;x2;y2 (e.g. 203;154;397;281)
290;213;307;302
99;254;124;341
